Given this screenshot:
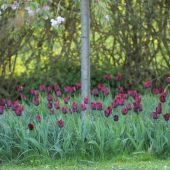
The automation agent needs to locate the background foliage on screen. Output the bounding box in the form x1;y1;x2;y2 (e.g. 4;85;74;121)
0;0;170;98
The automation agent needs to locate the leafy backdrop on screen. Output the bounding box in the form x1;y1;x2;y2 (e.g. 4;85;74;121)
0;0;170;98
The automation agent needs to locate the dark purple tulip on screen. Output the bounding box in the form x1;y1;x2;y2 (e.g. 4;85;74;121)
72;102;78;112
57;119;64;128
97;83;105;91
47;94;53;102
126;103;132;110
64;96;70;104
152;88;159;95
47;102;53;109
11;101;19;111
128;90;137;97
96;101;103;111
134;95;141;103
118;98;125;105
159;92;167;103
104;106;112;117
50;109;55;115
0;98;6;106
54;84;60;92
156;103;162;114
143;81;152;88
101;87;109;96
163;113;170;121
165;77;170;84
91;102;96;110
83;97;88;104
111;100;118;108
54;102;60;110
80;103;87;111
28;123;34;130
121;108;128;115
92;88;98;96
30;89;39;96
36;114;41;122
64;86;75;94
33;96;40;106
114;72;121;81
0;106;5;114
15;105;23;116
61;106;67;114
17;85;23;92
120;93;127;99
39;84;46;92
64;86;70;93
56;90;61;97
133;102;142;113
151;112;158;119
115;95;120;101
104;73;112;80
47;86;53;93
113;115;119;121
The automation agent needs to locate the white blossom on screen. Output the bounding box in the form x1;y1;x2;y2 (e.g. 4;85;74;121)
50;19;59;28
56;16;65;24
1;4;9;11
11;1;19;10
105;15;109;22
25;7;35;17
50;16;65;28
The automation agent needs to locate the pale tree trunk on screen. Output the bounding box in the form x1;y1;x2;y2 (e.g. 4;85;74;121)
80;0;90;121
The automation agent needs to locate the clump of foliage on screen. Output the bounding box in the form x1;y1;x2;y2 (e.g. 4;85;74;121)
0;0;170;98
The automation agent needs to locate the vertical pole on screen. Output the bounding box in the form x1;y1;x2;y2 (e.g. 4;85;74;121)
80;0;90;121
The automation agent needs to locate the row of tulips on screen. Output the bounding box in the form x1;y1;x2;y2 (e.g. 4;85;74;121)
0;82;170;133
0;73;170;161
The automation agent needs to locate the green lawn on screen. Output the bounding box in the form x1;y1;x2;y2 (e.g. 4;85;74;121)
1;160;170;170
1;155;170;170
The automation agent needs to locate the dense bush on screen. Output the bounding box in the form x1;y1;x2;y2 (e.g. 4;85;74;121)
0;0;170;98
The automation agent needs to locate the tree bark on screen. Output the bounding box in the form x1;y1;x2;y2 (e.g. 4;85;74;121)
80;0;90;121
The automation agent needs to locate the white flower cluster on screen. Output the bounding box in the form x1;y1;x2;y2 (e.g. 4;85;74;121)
0;1;19;17
0;1;65;30
50;16;65;28
25;7;34;16
1;1;19;11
